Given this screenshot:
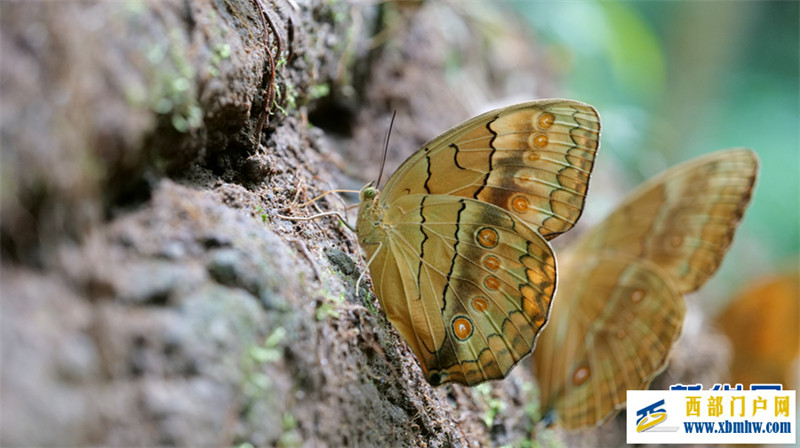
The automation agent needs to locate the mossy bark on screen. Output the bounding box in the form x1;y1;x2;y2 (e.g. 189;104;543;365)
1;1;556;446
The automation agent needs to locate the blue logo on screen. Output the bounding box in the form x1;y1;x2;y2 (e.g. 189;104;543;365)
636;399;667;432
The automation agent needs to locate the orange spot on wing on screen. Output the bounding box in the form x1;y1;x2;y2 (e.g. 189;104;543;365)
452;316;473;341
472;297;489;312
485;276;500;290
538;112;555;129
572;365;590;386
477;228;499;248
483;255;500;270
511;195;529;213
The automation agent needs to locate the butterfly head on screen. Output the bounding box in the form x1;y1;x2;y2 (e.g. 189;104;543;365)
356;183;386;245
359;183;379;203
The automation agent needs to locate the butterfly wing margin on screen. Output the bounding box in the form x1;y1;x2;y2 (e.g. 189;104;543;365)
380;99;601;240
367;194;557;386
572;148;758;293
533;253;685;429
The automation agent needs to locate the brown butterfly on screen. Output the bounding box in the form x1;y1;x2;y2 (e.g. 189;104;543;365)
355;100;601;386
717;271;800;390
533;148;758;428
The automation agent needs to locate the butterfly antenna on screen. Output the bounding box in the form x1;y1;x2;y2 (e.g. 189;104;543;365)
375;110;397;189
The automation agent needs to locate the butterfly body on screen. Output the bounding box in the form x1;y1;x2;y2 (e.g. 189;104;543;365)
353;100;601;386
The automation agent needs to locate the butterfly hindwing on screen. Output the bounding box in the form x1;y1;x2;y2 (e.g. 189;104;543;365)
534;253;685;429
360;194;557;386
380;99;601;240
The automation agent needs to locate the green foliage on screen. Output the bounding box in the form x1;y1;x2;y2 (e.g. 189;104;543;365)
510;0;799;293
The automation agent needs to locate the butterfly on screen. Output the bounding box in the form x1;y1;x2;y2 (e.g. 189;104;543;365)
717;271;800;390
354;99;601;386
533;148;758;428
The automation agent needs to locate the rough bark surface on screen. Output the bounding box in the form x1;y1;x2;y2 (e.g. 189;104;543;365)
1;1;556;446
1;1;727;447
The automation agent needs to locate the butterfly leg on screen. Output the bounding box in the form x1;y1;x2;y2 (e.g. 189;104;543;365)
355;241;382;298
276;211;357;233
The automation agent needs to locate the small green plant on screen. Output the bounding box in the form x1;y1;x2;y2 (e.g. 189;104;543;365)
254;206;268;223
272;84;287;115
308;83;330;101
316;290;345;321
208;43;232;77
241;326;287;394
474;383;507;428
278;412;301;447
249;327;286;364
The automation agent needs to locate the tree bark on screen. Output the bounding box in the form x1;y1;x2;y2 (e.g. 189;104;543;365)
1;1;555;446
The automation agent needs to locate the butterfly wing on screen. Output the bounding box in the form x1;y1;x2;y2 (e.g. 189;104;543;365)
533;253;685;429
361;194;557;386
534;148;758;428
379;99;601;240
571;148;758;293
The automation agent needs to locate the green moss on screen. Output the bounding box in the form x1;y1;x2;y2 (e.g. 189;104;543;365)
143;28;203;133
254;206;268;223
276;56;288;70
249;327;286;364
272;84;287;115
314;285;347;321
511;381;564;448
308;83;330;101
283;83;297;111
216;43;232;59
265;326;287;348
278;413;301;447
316;299;340;321
209;43;232;78
474;383;507;428
241;326;287;396
522;380;542;422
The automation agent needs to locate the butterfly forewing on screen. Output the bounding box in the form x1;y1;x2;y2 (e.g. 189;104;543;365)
360;194;557;386
380;99;601;240
572;149;758;293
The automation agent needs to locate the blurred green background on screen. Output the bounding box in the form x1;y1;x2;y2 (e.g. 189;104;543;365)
508;0;799;310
